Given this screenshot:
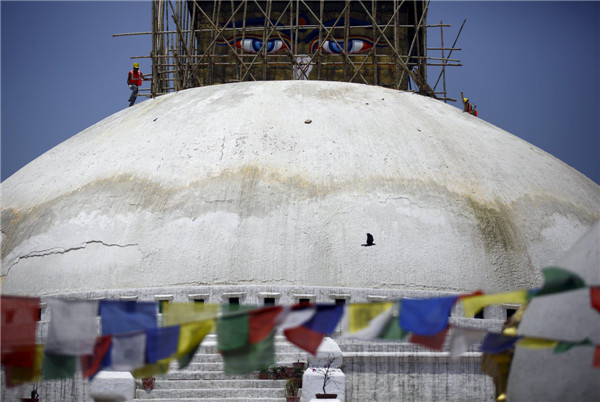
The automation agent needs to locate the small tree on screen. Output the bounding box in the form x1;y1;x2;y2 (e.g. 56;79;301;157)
312;356;337;394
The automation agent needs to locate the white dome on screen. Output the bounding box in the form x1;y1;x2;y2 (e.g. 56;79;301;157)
2;81;599;296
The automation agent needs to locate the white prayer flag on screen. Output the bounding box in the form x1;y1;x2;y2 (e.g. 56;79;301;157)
46;298;99;355
449;326;487;359
111;331;146;371
275;305;316;330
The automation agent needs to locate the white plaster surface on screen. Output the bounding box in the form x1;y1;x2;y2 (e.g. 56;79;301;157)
1;81;599;297
89;371;135;402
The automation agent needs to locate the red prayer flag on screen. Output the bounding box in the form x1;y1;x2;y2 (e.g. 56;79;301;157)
594;345;600;369
457;290;484;300
2;344;44;388
249;306;283;344
284;326;324;355
1;295;40;367
81;335;112;379
590;287;600;314
409;326;450;351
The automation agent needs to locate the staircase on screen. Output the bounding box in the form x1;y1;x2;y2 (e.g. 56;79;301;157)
135;334;307;401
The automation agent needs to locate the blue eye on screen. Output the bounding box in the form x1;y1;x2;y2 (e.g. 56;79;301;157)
317;38;373;54
236;38;286;53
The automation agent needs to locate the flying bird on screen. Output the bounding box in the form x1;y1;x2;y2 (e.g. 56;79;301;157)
361;233;375;247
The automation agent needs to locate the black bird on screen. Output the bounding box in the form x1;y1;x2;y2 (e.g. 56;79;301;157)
361;233;375;247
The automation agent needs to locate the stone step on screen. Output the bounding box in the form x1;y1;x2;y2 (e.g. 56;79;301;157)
163;371;259;380
184;351;309;364
148;379;287;390
135;387;286;399
134;398;287;402
182;361;305;373
197;344;307;357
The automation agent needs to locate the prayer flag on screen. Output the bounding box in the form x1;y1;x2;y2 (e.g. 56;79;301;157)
480;333;519;353
378;315;409;340
449;327;487;358
217;310;249;352
517;338;558;349
409;326;449;350
554;339;592;354
461;290;527;318
176;319;214;369
100;300;157;335
221;331;276;374
284;326;324;355
249;306;283;344
2;344;44;388
133;359;171;378
400;296;457;335
282;304;343;355
594;345;600;369
161;302;220;326
46;298;98;356
533;267;586;298
590;286;600;314
81;335;112;379
342;302;394;339
302;304;344;335
42;352;76;380
276;304;315;330
146;326;179;363
110;331;146;371
1;295;40;367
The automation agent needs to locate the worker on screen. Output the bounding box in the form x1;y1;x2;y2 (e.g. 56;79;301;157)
127;62;148;107
461;92;478;117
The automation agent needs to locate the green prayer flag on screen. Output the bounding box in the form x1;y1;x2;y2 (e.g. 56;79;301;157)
217;310;250;352
221;330;275;374
554;339;592;354
42;351;76;380
378;315;409;340
533;267;586;298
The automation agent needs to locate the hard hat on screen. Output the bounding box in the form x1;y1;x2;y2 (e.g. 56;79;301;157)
463;98;468;102
133;62;140;68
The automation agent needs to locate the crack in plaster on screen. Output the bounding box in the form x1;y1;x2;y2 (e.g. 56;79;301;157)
4;240;139;278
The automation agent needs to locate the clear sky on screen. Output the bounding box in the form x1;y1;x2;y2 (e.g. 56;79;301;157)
2;1;599;184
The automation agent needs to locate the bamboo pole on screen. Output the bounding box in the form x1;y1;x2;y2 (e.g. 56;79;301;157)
440;19;447;102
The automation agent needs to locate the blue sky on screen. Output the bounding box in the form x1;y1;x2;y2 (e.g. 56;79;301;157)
2;1;599;184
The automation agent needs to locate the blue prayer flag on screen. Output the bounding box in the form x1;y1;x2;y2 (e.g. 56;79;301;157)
480;333;520;353
100;300;157;335
399;296;457;335
302;304;344;335
146;326;179;363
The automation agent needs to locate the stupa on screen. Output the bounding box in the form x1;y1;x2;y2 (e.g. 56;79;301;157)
2;81;599;401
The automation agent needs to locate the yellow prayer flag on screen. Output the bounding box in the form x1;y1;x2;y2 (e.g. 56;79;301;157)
347;302;394;333
517;338;558;349
5;344;44;385
176;319;215;357
132;358;172;378
462;290;527;318
162;303;219;326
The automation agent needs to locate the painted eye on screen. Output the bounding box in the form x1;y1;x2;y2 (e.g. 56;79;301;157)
320;38;373;54
236;38;286;53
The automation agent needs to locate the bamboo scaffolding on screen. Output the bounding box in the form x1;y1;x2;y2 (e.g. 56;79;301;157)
116;0;463;100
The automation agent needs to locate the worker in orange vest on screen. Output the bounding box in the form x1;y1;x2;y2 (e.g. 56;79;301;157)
461;92;478;117
127;62;148;107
